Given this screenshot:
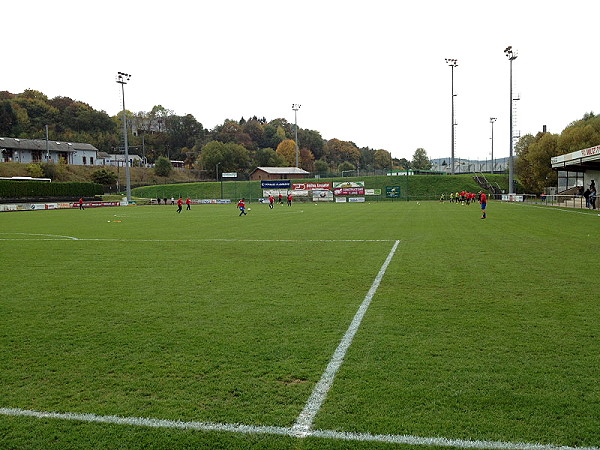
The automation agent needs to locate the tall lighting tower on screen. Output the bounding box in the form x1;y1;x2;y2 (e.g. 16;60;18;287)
292;104;301;168
116;72;132;202
504;46;517;194
445;58;458;175
490;117;497;173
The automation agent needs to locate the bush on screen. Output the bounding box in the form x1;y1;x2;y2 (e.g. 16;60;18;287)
26;163;44;178
91;168;117;185
0;181;103;199
154;157;173;177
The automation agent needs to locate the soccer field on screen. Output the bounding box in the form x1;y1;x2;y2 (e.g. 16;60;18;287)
1;201;599;449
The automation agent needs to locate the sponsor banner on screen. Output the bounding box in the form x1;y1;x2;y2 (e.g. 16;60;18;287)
334;187;365;196
292;182;332;190
71;201;121;208
263;189;289;197
0;204;17;212
386;186;401;198
222;172;237;178
261;180;291;189
199;199;232;204
313;190;333;202
291;190;309;197
333;181;365;188
335;197;347;203
349;197;365;203
365;189;381;195
501;194;523;202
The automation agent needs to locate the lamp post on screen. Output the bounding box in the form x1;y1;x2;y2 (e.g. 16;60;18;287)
504;46;517;194
292;104;301;168
445;58;458;175
116;72;132;202
490;117;497;173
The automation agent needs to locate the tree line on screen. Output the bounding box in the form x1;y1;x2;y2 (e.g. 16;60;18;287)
0;89;434;178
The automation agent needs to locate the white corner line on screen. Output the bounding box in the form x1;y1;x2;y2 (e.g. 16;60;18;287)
1;407;596;450
291;239;401;436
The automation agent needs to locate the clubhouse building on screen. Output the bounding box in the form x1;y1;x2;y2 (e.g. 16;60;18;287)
551;144;600;192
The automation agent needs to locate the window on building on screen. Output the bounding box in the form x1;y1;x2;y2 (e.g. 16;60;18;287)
83;156;87;165
32;150;43;162
90;157;94;165
558;170;584;192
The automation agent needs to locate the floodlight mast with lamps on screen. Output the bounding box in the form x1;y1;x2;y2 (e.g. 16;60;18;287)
116;72;132;202
445;58;458;175
490;117;497;173
292;104;301;168
504;46;518;194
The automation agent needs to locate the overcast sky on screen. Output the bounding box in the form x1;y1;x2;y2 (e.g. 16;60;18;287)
4;0;599;161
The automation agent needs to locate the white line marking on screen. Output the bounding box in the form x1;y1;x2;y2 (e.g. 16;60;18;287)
510;203;600;216
291;239;400;436
0;237;394;242
0;408;595;450
0;232;79;240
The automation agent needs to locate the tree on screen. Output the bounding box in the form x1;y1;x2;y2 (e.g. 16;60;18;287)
374;149;392;169
276;139;297;166
154;156;173;177
300;148;315;172
199;141;250;177
411;148;432;170
338;161;356;173
515;134;537;192
324;138;360;165
91;168;118;185
314;159;329;174
253;148;287;167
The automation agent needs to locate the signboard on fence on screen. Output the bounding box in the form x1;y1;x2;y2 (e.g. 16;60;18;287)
313;190;333;202
333;181;365;188
261;180;291;189
292;182;331;190
334;187;365;196
222;172;237;178
386;186;401;198
365;189;381;195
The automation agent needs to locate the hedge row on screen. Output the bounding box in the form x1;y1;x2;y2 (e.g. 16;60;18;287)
0;181;103;199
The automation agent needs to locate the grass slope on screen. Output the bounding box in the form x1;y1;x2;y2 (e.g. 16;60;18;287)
131;174;510;202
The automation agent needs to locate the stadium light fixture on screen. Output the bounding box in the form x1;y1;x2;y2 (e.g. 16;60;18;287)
292;104;301;168
445;59;458;175
116;72;132;202
504;46;518;194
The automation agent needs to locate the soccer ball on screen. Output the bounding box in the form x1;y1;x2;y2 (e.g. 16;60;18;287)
248;208;252;211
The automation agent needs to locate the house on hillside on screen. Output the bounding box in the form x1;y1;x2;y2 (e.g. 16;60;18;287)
0;137;99;165
249;167;310;181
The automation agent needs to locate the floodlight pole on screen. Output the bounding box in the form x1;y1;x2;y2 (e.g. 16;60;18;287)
292;104;301;168
490;117;497;173
116;72;132;202
504;46;517;194
445;59;458;175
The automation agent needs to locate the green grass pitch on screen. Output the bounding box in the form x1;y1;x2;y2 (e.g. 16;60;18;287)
0;200;599;449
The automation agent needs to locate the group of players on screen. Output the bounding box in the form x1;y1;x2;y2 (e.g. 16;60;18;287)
237;193;293;216
440;190;488;219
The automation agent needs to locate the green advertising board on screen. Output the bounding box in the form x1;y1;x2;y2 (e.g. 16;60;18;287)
386;186;401;198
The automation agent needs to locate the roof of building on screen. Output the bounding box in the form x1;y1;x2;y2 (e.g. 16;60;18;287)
551;144;600;170
252;167;310;174
0;137;98;153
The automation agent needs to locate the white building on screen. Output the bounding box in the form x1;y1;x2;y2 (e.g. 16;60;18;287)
0;137;99;166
